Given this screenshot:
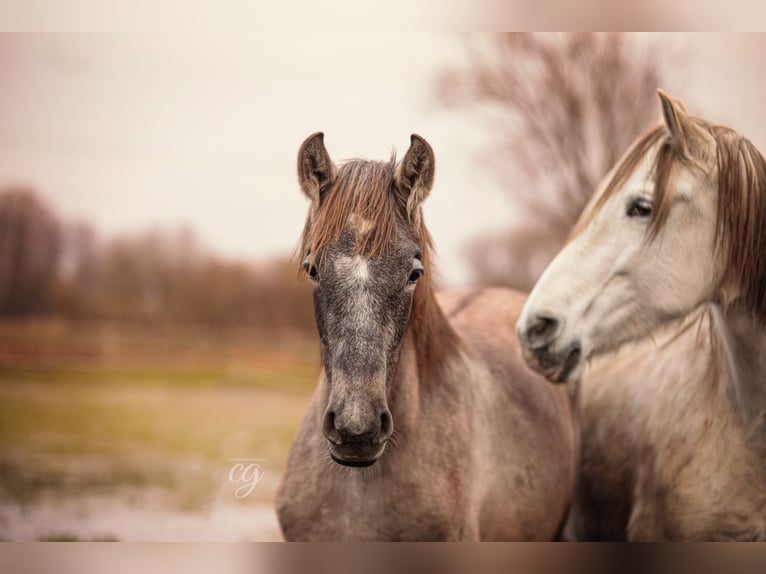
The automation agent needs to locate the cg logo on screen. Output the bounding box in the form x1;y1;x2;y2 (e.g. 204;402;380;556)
228;458;266;499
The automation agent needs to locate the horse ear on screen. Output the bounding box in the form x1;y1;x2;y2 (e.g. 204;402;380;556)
396;134;435;216
297;132;336;205
658;90;708;156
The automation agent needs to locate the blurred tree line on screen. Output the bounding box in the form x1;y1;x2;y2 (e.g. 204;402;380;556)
439;33;668;291
0;187;314;333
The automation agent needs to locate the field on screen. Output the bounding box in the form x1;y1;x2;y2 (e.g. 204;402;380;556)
0;320;318;541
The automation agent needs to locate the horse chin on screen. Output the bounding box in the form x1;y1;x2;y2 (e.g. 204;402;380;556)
328;444;385;468
522;341;583;384
330;453;378;468
555;345;583;383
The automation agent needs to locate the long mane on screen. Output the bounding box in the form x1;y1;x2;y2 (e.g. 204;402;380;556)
714;128;766;323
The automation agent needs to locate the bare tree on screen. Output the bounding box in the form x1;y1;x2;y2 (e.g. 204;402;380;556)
0;188;61;315
52;224;315;332
0;190;311;333
438;33;666;290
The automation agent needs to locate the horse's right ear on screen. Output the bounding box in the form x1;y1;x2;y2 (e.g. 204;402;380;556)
297;132;336;205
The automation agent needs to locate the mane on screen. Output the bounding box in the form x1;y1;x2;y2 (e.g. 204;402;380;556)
574;120;766;323
300;157;402;263
713;127;766;323
570;126;666;238
299;157;461;381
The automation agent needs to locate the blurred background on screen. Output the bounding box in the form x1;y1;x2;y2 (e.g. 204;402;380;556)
1;33;765;541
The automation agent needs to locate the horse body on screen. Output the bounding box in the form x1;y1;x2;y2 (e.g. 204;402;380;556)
573;308;766;540
276;133;576;541
278;288;575;541
517;91;766;540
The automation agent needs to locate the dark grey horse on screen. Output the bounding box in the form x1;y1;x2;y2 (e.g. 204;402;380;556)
275;133;578;540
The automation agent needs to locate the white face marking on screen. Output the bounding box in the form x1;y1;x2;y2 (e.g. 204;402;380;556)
331;254;375;334
335;254;369;283
348;213;375;235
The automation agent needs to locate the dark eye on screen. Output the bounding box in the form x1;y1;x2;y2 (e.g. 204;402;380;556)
627;198;653;218
407;268;423;284
303;261;319;281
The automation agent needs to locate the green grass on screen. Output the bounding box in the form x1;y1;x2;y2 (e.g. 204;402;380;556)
0;358;317;509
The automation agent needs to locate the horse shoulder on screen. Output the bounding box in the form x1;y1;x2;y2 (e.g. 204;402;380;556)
275;390;342;540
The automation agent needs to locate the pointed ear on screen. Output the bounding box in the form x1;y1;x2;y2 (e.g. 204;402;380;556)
658;90;688;143
297;132;336;205
396;134;435;216
658;90;710;156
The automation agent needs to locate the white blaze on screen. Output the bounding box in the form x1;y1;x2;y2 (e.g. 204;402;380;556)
335;254;369;283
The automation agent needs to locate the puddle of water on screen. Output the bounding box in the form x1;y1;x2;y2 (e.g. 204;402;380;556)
0;497;282;541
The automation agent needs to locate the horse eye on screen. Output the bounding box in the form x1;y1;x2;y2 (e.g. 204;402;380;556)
303;262;319;281
407;268;423;284
627;198;653;218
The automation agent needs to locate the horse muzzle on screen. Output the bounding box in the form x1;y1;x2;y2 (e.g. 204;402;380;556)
322;404;393;467
517;310;584;383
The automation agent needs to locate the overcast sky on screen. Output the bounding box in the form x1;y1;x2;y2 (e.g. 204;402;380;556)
1;33;765;286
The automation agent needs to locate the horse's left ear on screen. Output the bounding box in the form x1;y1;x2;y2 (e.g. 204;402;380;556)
396;134;435;217
658;90;710;156
298;132;336;206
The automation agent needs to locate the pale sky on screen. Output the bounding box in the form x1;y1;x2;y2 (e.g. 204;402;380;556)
1;33;765;286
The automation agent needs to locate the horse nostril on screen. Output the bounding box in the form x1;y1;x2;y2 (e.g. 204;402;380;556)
569;342;581;362
322;410;342;445
525;314;560;348
376;410;393;444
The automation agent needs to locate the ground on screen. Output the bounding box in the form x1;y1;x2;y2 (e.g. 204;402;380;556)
0;320;317;541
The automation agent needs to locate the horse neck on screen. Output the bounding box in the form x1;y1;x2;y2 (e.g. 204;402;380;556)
387;283;461;432
712;304;766;431
408;281;461;384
